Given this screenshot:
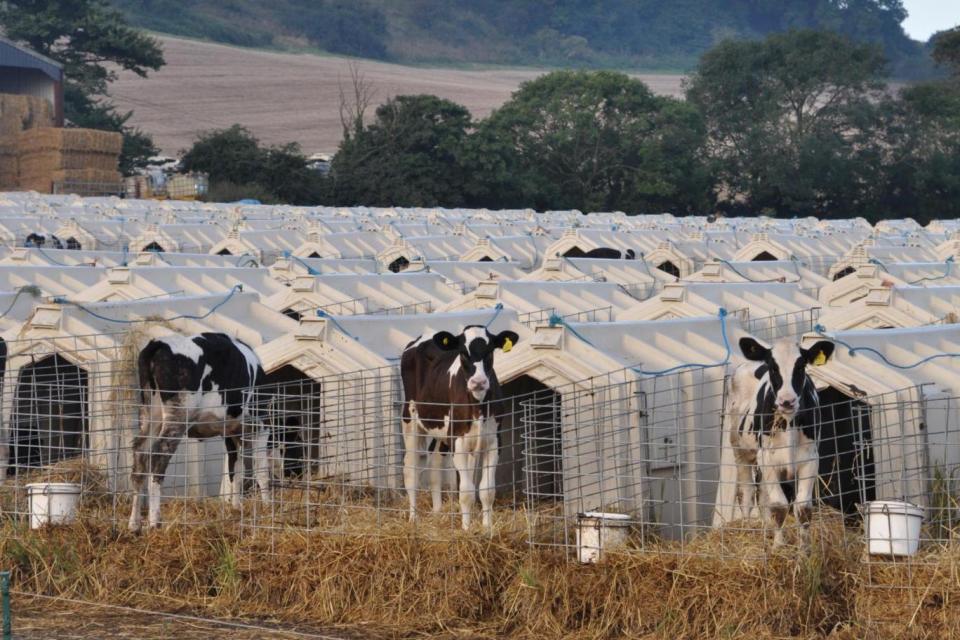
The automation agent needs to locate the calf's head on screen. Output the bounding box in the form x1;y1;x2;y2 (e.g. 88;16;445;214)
432;326;519;401
739;337;834;417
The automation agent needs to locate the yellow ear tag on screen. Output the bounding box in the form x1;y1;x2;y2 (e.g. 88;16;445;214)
813;351;827;366
502;337;513;352
442;337;449;346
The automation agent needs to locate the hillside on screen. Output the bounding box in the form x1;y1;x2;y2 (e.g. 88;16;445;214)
107;36;684;155
110;0;933;77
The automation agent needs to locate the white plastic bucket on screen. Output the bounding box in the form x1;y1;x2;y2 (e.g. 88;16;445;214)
26;483;81;529
576;511;631;563
865;500;924;557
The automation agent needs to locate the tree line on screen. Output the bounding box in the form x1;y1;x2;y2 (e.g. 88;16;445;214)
181;28;960;223
109;0;933;78
2;0;958;222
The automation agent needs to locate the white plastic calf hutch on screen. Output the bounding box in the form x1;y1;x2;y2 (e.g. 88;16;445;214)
559;316;736;540
1;292;296;501
70;266;289;304
460;235;551;266
805;325;960;527
440;280;641;325
711;332;926;528
522;257;661;299
330;309;527;487
423;261;527;293
619;282;821;341
268;256;378;283
262;272;461;319
686;260;829;300
817;286;960;331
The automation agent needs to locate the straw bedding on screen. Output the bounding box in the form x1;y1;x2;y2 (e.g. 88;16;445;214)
1;487;957;639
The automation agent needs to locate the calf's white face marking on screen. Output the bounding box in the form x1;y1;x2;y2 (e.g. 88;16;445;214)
770;342;803;416
462;327;490;401
432;325;519;403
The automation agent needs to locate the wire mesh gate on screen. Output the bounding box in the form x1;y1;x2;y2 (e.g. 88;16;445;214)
0;330;954;590
519;369;938;565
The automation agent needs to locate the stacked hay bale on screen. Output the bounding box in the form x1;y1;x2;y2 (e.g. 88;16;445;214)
0;92;123;194
0;93;55;189
0;139;16;189
0;93;54;137
16;127;122;194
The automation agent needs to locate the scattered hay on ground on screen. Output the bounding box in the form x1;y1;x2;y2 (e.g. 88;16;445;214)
0;501;958;639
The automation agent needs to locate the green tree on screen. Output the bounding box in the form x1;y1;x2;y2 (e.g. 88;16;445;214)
180;125;327;205
259;142;328;205
180;125;265;186
879;34;960;223
331;94;472;207
467;70;711;213
686;30;888;217
110;0;930;78
0;0;164;173
932;26;960;79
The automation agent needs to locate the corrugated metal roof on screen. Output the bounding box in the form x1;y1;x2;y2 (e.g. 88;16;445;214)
0;36;63;82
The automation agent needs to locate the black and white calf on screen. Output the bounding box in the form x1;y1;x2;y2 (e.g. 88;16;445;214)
400;325;518;530
564;247;636;260
727;337;834;545
25;233;63;250
129;332;271;531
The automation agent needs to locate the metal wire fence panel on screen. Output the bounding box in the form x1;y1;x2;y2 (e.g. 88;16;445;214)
284;297;433;319
51;181;124;198
745;307;822;342
518;306;614;328
519;366;943;566
0;329;958;590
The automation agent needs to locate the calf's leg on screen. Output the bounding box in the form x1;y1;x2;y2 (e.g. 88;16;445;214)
793;441;818;542
453;435;477;530
128;433;148;532
402;420;420;522
479;429;498;530
223;436;242;508
146;403;186;528
129;397;158;532
734;454;757;521
758;447;790;546
251;426;272;503
430;440;444;513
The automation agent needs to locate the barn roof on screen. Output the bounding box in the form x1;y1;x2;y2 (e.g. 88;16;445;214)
0;36;63;82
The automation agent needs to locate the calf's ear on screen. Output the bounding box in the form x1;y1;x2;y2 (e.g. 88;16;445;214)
738;337;770;361
802;340;835;366
432;331;459;351
492;330;520;353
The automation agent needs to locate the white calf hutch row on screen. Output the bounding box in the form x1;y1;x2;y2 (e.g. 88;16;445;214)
0;192;957;564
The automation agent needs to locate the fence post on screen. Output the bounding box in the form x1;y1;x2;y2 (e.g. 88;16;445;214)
1;570;10;639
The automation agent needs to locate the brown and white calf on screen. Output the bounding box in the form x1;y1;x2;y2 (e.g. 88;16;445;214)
400;325;518;530
128;332;272;531
727;337;834;545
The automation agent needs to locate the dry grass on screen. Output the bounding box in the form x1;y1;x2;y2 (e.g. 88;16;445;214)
1;492;959;639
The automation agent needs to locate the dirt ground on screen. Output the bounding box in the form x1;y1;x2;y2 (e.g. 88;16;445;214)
10;596;368;640
110;36;686;156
